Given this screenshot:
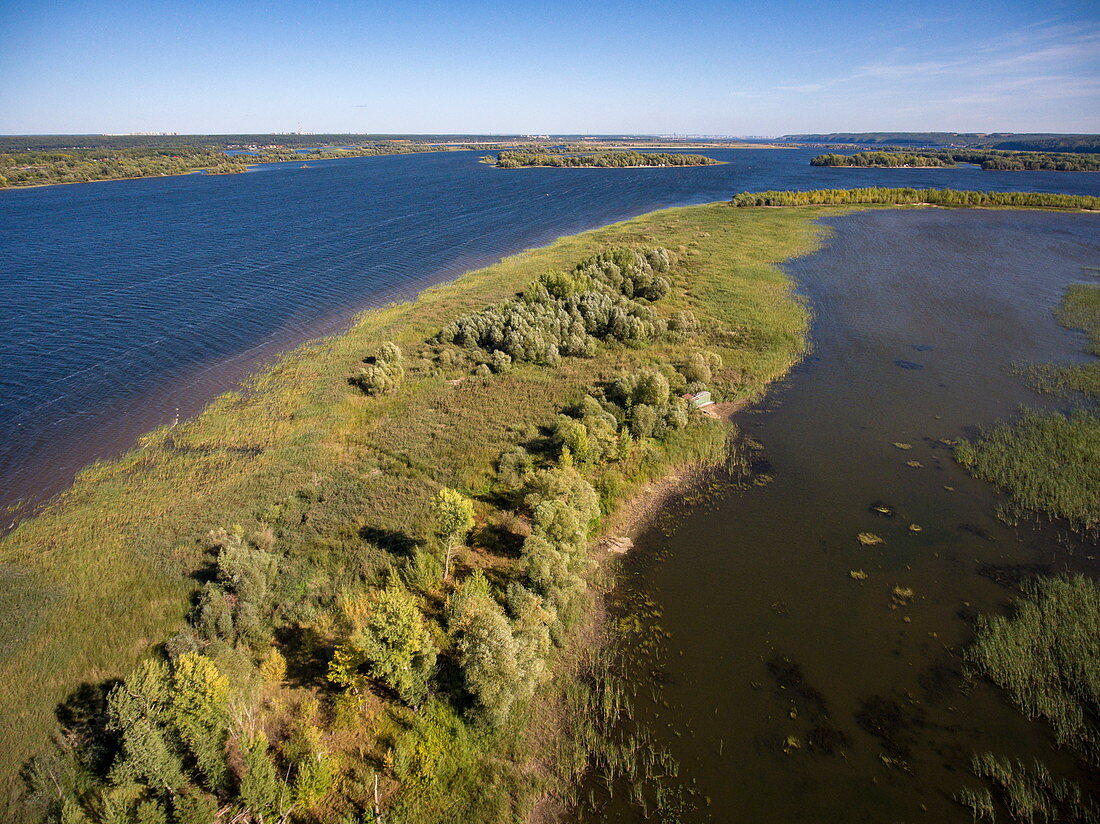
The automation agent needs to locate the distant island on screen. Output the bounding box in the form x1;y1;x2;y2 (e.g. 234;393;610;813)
489;149;722;169
0;142;454;188
810;149;1100;172
781;132;1100;152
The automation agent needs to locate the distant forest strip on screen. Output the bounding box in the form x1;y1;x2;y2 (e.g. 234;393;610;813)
729;188;1100;210
781;132;1100;152
810;149;1100;172
492;149;721;169
0;142;455;188
0;134;525;152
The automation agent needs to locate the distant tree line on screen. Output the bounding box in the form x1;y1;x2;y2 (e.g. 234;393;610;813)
729;188;1100;210
492;150;719;168
810;149;1100;172
781;132;1100;152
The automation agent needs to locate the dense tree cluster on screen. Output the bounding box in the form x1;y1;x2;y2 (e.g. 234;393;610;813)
810;149;1100;172
494;150;719;168
969;150;1100;172
781;132;1100;152
350;341;405;394
25;527;336;824
328;583;438;706
0;147;245;187
810;151;954;168
438;247;672;364
729;188;1100;210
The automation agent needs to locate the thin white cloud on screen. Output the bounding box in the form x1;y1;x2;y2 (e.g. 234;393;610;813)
774;18;1100;115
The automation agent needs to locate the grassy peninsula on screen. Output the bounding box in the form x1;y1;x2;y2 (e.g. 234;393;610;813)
490;149;721;168
2;202;820;823
810;149;1100;172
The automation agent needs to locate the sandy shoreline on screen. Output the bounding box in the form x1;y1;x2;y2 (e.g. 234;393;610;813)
594;400;747;551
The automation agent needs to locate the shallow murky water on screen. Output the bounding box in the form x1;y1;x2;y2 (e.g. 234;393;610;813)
588;209;1100;822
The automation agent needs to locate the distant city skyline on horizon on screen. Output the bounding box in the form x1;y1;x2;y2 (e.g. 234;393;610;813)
1;0;1098;135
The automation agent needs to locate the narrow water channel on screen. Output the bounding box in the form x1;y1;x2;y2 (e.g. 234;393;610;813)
590;209;1100;822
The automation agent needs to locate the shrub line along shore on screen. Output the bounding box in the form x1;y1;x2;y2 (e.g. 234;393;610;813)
2;192;1097;823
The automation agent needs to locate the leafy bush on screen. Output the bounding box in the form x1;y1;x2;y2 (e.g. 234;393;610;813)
351;341;405;394
193;527;278;647
328;583;438;706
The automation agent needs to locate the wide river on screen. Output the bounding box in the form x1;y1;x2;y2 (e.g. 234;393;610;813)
1;148;1099;517
588;209;1100;822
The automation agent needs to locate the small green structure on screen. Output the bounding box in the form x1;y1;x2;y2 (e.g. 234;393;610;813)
683;390;714;409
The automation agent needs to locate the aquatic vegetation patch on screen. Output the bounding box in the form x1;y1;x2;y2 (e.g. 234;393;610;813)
966;574;1100;763
1016;282;1100;399
1057;283;1100;358
954;408;1100;532
957;752;1100;823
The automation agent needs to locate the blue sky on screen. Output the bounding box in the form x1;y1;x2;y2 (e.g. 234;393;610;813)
1;0;1098;135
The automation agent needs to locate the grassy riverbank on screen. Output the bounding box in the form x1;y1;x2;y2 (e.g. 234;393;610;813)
1;202;826;822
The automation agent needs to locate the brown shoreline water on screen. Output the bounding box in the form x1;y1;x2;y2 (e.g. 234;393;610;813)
581;208;1100;822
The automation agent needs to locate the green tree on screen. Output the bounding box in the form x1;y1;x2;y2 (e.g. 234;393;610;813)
447;574;527;724
105;653;231;801
431;487;475;581
237;731;288;821
167;653;230;790
352;583;437;705
106;660;187;794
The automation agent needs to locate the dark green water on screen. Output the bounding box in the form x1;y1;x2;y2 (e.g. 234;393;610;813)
588;209;1100;822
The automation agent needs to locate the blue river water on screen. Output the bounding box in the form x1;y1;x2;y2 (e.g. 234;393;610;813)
1;148;1098;513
